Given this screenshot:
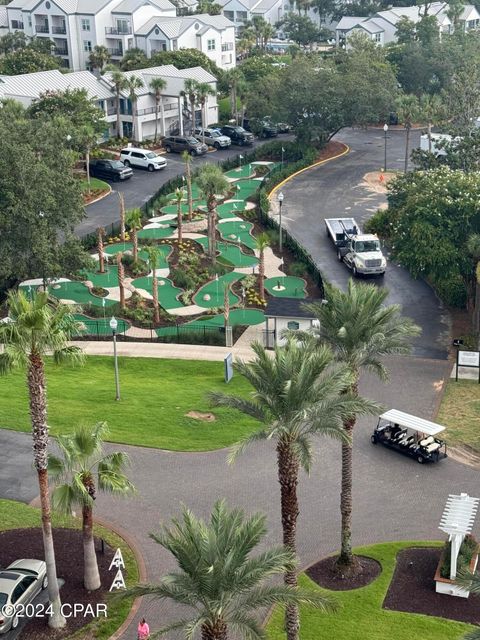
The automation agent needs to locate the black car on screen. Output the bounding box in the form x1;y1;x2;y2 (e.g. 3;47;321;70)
220;125;254;146
89;159;133;182
244;118;278;138
163;135;208;156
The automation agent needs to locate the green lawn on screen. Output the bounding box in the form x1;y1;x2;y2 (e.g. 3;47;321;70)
80;177;110;194
0;356;257;451
267;542;472;640
1;499;138;640
437;379;480;451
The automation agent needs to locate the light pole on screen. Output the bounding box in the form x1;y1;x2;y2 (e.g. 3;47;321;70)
109;316;121;401
383;123;388;172
277;191;284;253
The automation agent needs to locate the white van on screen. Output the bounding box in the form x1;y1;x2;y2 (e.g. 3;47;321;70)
120;147;167;172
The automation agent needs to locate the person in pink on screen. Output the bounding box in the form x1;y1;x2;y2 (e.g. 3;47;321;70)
137;618;150;640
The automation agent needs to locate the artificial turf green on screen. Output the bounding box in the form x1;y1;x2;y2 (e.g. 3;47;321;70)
187;309;265;327
193;272;245;308
224;165;256;179
73;315;131;336
216;201;247;219
131;276;183;309
266;542;472;640
49;281;116;307
264;276;307;298
0;356;257;451
137;226;173;240
218;220;256;250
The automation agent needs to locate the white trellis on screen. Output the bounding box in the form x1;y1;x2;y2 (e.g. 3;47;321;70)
436;493;480;598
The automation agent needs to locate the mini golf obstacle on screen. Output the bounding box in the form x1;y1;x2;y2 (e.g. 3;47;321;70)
264;276;307;298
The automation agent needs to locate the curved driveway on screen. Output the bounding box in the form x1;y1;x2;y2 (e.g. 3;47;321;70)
0;128;473;640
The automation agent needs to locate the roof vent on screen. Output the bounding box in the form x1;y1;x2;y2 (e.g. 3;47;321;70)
155;27;160;34
194;22;200;29
46;0;51;7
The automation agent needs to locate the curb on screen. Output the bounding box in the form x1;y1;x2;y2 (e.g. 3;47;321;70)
85;184;113;207
268;143;350;199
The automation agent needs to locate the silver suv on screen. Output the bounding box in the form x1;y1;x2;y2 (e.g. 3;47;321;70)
193;127;231;149
120;147;167;172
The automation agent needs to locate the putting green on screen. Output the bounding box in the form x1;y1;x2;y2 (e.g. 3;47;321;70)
165;184;202;201
103;243;149;261
224;165;255;180
138;226;174;240
233;179;262;201
131;276;184;309
161;201;207;216
264;276;307;298
193;271;245;308
216;242;258;268
73;314;130;336
82;266;119;288
188;308;265;327
49;281;117;307
216;202;247;219
218;220;256;250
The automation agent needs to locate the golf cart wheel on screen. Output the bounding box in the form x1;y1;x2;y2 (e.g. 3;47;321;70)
417;455;424;464
11;616;19;630
42;574;48;589
371;435;377;444
337;250;343;262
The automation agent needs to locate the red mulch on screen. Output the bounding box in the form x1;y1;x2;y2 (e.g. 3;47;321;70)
383;547;480;625
0;528;116;639
306;555;382;591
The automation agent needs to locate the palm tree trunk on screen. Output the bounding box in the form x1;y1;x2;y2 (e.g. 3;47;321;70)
132;228;138;262
259;249;265;300
177;202;183;244
116;89;121;138
474;276;480;336
28;354;65;629
97;228;105;274
186;160;193;221
154;96;159;143
153;273;160;324
427;122;432;153
119;192;126;242
208;203;217;263
190;96;195;133
131;100;136;142
404;125;411;173
82;504;100;591
201;620;228;640
277;439;300;640
117;253;125;309
201;100;206;144
86;145;91;193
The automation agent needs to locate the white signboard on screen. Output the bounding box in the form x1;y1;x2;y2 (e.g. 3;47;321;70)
458;351;480;367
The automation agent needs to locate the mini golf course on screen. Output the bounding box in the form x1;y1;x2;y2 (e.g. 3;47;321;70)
264;276;307;298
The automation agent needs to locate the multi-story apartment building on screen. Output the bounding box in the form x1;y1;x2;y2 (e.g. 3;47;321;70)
3;0;235;69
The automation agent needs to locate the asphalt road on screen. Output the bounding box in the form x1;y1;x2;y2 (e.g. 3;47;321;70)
77;136;290;236
279;127;450;360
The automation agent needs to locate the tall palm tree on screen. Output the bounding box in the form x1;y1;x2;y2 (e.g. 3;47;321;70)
419;94;445;153
396;94;420;172
255;232;269;301
149;77;167;143
88;45;110;74
182;78;199;133
237;80;249;128
224;68;243;123
0;291;84;629
304;281;420;572
210;338;375;640
97;226;105;274
117;252;126;309
118;191;126;242
106;66;127;138
195;81;216;144
124;75;144;141
125;208;143;262
467;234;480;335
175;187;184;245
125;500;336;640
196;164;229;263
49;423;134;591
182;150;194;220
144;245;161;324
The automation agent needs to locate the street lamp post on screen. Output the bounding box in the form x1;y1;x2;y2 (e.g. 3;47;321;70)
383;123;388;172
277;191;284;253
109;316;121;401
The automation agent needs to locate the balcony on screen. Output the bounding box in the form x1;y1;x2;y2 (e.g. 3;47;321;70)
35;24;50;33
55;47;68;55
221;42;234;51
137;106;157;116
52;25;66;34
105;26;132;35
107;47;123;57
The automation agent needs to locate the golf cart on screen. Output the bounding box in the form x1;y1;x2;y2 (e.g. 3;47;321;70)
371;409;448;464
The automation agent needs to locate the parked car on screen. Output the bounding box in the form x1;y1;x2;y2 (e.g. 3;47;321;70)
220;125;254;146
119;147;167;171
265;117;290;133
162;135;208;156
193;127;231;149
244;118;278;138
89;159;133;182
0;559;48;634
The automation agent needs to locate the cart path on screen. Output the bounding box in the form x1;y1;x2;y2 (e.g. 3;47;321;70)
2;356;478;639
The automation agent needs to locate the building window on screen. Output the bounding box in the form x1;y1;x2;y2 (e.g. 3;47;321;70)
81;18;90;31
172;38;178;50
207;38;216;50
287;321;300;331
27;15;32;27
236;11;247;21
83;40;92;51
224;10;234;20
221;42;233;51
374;32;381;42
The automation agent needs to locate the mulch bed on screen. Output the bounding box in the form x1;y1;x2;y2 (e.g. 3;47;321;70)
383;547;480;625
306;554;382;591
0;528;116;639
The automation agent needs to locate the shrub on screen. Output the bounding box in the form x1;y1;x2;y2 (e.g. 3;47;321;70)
440;534;478;578
288;262;307;277
434;276;467;308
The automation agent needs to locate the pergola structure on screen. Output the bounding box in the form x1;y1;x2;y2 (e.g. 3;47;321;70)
436;492;480;597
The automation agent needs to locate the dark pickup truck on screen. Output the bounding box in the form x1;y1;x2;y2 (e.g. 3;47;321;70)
89;159;133;182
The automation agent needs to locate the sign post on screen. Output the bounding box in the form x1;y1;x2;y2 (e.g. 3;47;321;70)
456;350;480;383
224;353;233;383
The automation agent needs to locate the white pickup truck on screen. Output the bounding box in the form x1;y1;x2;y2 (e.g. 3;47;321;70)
325;217;386;277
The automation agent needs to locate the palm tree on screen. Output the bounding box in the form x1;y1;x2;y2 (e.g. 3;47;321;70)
255;233;269;301
195;82;216;144
149;77;167;143
144;245;161;324
196;164;229;263
210;338;375;640
182;150;194;220
175;187;184;245
125;500;337;640
304;281;420;572
0;291;84;629
118;191;126;242
49;423;134;591
125;208;143;262
88;45;110;74
182;78;198;133
224;68;243;123
124;75;144;141
117;252;126;309
237;80;249;128
419;94;445;153
467;234;480;336
396;94;420;172
106;66;127;138
455;570;480;639
97;227;105;274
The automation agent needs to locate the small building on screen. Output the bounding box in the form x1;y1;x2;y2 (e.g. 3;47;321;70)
264;297;319;348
